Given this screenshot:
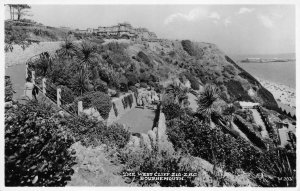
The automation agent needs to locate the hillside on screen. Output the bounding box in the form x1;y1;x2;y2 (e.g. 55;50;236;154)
6;24;290;187
108;39;278;110
2;19;281;111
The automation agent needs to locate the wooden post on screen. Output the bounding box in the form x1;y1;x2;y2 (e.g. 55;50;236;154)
57;88;61;107
42;78;46;94
78;101;83;116
31;71;35;84
25;64;28;79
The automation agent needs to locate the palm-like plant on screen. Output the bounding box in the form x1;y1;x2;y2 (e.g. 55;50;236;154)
74;41;98;70
197;84;221;127
70;69;90;96
58;37;77;58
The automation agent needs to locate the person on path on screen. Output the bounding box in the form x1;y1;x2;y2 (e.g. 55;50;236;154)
24;77;34;100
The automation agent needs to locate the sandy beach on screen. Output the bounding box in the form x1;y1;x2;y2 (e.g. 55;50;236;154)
257;77;296;108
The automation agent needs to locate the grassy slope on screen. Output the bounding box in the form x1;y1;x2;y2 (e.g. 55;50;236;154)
125;39;277;109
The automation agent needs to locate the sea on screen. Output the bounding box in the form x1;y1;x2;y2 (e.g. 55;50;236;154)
229;53;296;89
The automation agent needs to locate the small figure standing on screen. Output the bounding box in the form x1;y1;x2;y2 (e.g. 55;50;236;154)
24;77;34;100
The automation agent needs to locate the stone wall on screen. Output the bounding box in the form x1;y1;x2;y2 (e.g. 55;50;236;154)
127;107;174;153
106;92;137;125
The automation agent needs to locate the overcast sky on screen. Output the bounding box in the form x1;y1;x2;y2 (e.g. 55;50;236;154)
5;4;295;55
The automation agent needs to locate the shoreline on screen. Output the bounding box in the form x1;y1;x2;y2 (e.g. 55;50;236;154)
256;77;296;109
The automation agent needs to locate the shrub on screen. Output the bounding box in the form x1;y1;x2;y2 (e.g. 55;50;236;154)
162;103;183;120
183;72;200;90
5;76;14;102
224;80;253;102
63;115;130;148
76;91;112;119
126;72;139;87
233;116;266;149
119;148;196;187
168;50;176;57
166;114;274;174
223;65;236;76
94;81;108;93
257;87;278;110
238;71;259;85
137;51;153;67
129;86;138;100
139;72;150;83
5;101;75;186
119;75;128;92
140;82;148;88
181;40;196;56
58;85;75;104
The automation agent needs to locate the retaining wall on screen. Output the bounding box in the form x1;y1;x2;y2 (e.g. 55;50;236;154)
106;92;137;125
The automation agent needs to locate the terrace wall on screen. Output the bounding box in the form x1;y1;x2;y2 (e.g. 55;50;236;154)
106;92;137;125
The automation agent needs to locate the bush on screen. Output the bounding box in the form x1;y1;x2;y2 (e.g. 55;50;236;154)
238;71;259;85
58;85;75;104
76;91;112;119
5;101;75;186
126;72;139;87
166;114;276;174
62;115;130;148
183;72;200;90
140;82;148;88
94;79;108;93
5;76;14;102
233;116;266;149
119;148;196;187
129;86;138;100
119;75;128;92
257;87;278;110
137;51;153;67
223;65;236;76
181;40;196;56
162;103;183;120
139;72;150;83
224;80;253;102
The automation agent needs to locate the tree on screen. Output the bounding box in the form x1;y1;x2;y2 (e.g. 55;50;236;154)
74;41;98;71
196;84;221;127
14;4;31;20
70;69;90;96
57;37;77;58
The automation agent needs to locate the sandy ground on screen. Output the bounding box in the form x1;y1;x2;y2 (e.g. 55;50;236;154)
257;77;296;108
116;107;155;134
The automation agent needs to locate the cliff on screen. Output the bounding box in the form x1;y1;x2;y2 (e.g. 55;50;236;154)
122;39;278;110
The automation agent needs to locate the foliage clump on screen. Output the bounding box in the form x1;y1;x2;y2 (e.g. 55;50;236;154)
137;51;153;68
75;91;112;119
5;101;75;186
5;76;14;102
181;40;196;56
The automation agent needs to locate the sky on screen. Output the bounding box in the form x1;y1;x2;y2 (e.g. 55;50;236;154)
5;4;295;55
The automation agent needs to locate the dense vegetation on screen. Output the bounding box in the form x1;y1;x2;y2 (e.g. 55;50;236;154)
5;101;76;186
5;76;14;102
5;99;132;186
5;19;295;186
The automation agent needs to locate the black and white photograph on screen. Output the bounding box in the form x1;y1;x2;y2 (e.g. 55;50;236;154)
2;0;298;189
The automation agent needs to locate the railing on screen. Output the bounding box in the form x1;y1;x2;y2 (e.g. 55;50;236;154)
25;52;83;118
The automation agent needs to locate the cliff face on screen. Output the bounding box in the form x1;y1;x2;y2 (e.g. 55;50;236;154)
124;39;278;109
